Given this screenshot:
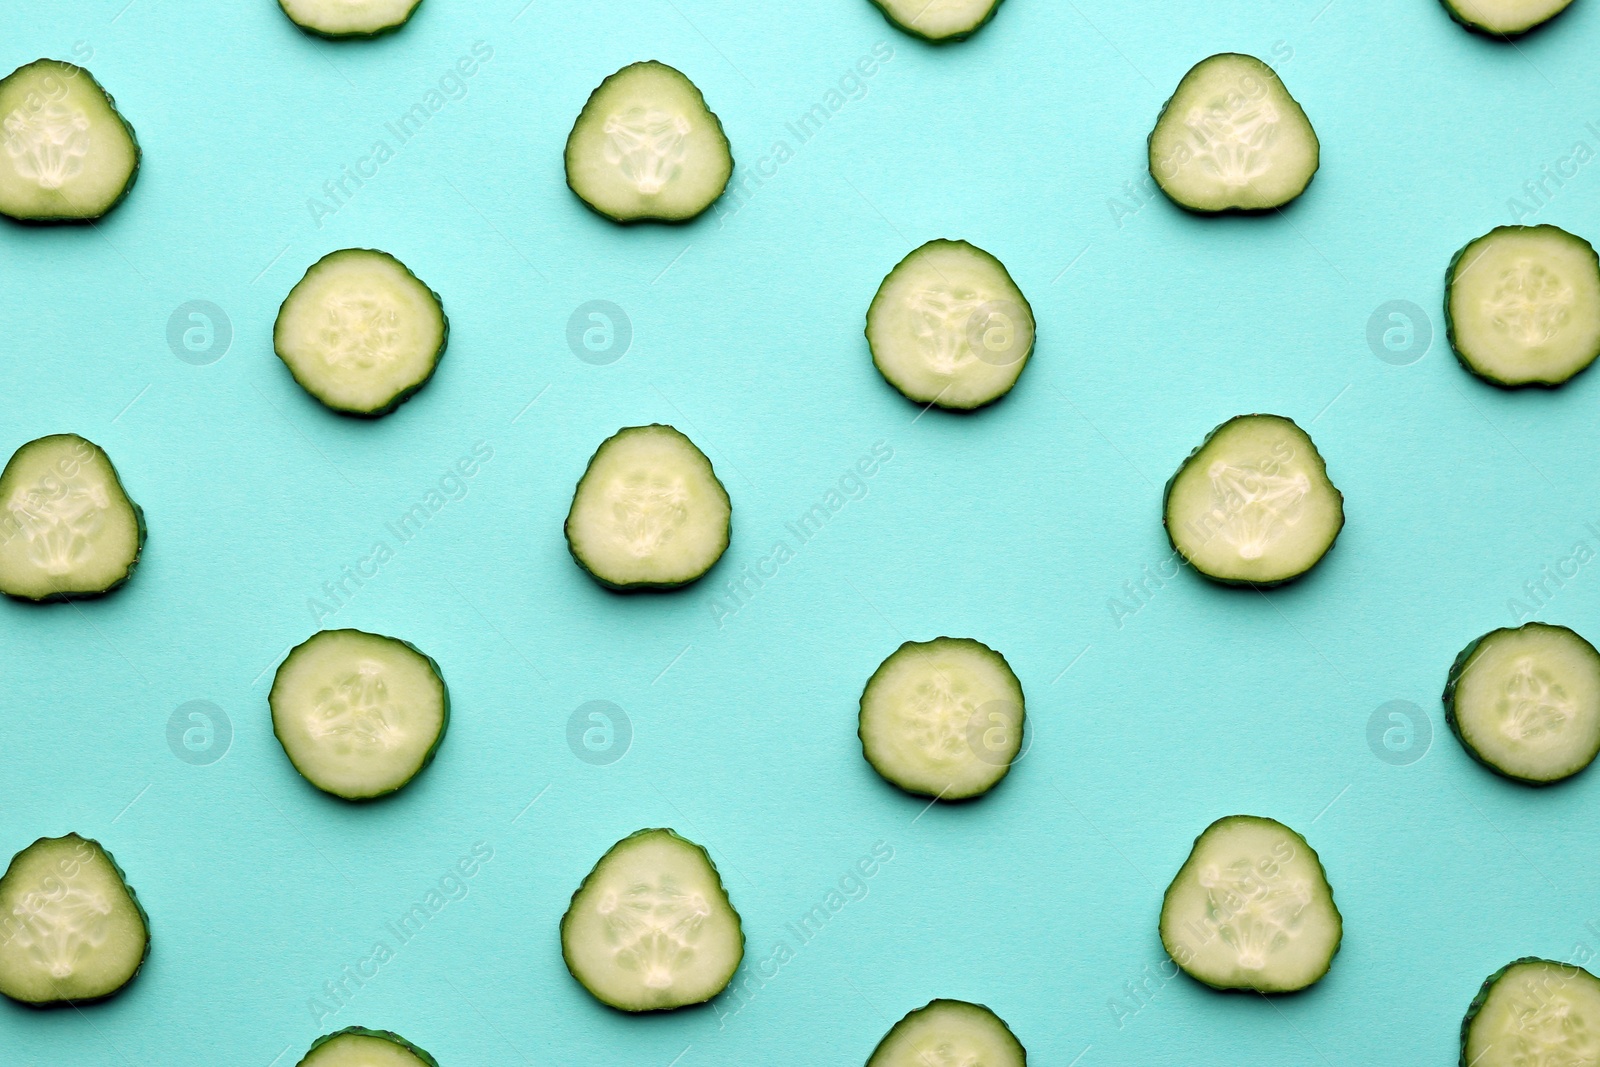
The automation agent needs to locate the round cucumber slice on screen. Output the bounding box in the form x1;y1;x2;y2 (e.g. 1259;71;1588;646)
868;0;1005;41
564;424;731;590
274;249;449;417
1148;53;1318;213
866;1000;1027;1067
278;0;424;38
565;61;733;223
866;239;1036;411
1462;958;1600;1067
0;60;138;222
1445;225;1600;387
560;828;744;1011
1163;414;1344;587
298;1028;440;1067
1159;815;1342;993
1442;0;1575;35
270;629;449;801
0;834;149;1006
0;434;144;602
1444;623;1600;784
859;637;1026;800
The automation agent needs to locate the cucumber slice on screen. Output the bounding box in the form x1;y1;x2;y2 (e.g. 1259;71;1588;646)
1159;815;1342;993
0;834;149;1006
1445;225;1600;387
273;249;449;417
0;60;138;222
560;828;743;1011
269;629;449;801
1441;0;1575;35
1462;958;1600;1067
1443;623;1600;784
278;0;424;38
564;62;733;223
1163;414;1344;587
0;434;144;602
866;1000;1027;1067
1148;53;1319;213
564;424;731;590
866;239;1036;411
868;0;1005;41
858;637;1025;800
298;1028;439;1067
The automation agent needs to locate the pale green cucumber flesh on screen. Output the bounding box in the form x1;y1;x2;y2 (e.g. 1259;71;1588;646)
868;0;1004;41
278;0;424;38
1148;53;1318;213
565;62;732;222
866;999;1027;1067
0;834;149;1005
0;434;144;601
560;828;744;1011
0;60;139;222
1444;623;1600;784
564;424;731;590
1159;815;1342;993
1163;414;1343;586
270;629;449;800
274;248;449;416
866;239;1036;410
859;637;1025;800
1441;0;1575;35
1446;225;1600;387
1461;959;1600;1067
299;1028;440;1067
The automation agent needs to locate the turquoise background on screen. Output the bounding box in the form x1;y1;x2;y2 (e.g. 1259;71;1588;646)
3;0;1600;1063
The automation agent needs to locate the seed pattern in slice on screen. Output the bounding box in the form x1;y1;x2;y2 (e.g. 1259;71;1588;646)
297;1027;440;1067
0;60;139;221
1461;958;1600;1067
1441;0;1575;35
278;0;425;38
867;0;1006;41
865;999;1027;1067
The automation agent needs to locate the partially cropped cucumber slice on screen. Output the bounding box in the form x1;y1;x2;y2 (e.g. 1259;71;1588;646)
278;0;424;38
1444;623;1600;784
1160;815;1341;993
1446;225;1600;387
0;834;149;1006
1462;958;1600;1067
1148;53;1318;213
0;60;139;222
1164;414;1343;586
859;637;1025;800
0;434;144;602
867;239;1036;411
560;828;743;1011
298;1028;440;1067
868;0;1005;41
1442;0;1575;35
270;629;449;800
274;249;448;416
564;424;731;590
565;62;733;223
866;1000;1027;1067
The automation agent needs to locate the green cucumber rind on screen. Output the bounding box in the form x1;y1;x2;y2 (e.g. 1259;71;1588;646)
865;239;1037;411
277;0;425;40
558;827;746;1012
300;1027;441;1067
0;60;141;224
1442;622;1600;784
858;637;1026;800
1146;53;1319;215
1444;225;1600;388
563;424;732;590
269;629;451;801
1159;814;1343;993
272;248;450;417
865;999;1028;1065
0;833;151;1008
563;61;734;224
1439;0;1575;37
0;434;146;603
1160;414;1345;587
865;0;1006;42
1459;957;1600;1066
